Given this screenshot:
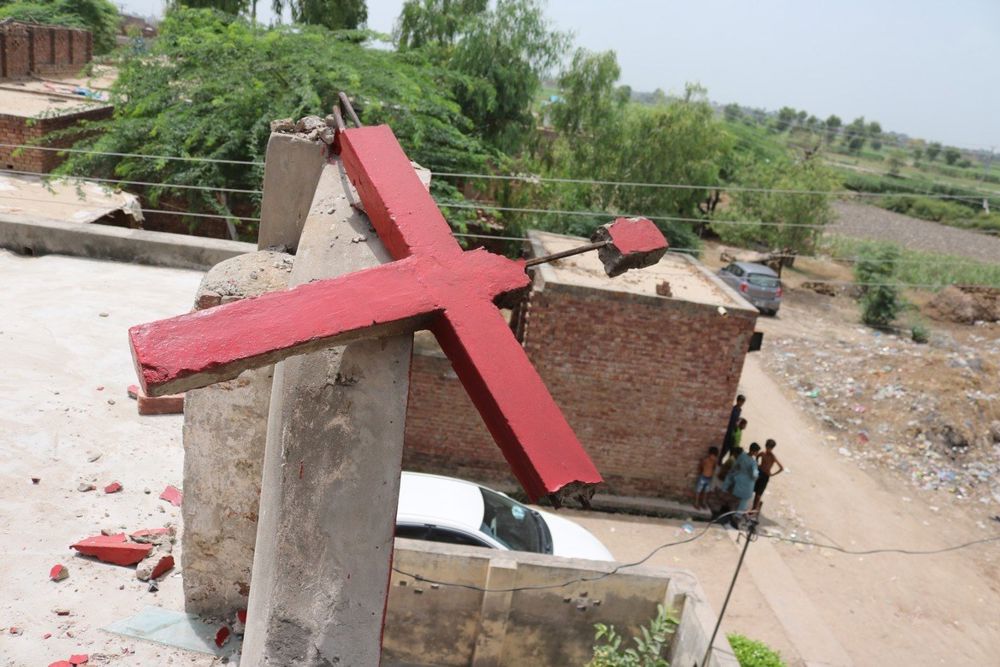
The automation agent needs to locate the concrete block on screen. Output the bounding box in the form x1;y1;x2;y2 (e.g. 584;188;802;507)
136;392;184;415
257;132;326;252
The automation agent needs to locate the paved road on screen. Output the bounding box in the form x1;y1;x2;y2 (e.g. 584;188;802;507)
830;200;1000;264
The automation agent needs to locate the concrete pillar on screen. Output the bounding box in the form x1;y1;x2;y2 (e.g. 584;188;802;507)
470;559;517;667
256;132;327;252
181;250;294;616
241;158;415;665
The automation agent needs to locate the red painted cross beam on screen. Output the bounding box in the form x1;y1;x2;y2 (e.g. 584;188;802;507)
129;125;664;501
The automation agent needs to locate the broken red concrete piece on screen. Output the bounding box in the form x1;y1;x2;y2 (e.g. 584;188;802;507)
215;625;230;648
70;534;152;566
591;217;669;277
48;662;72;667
159;485;182;507
49;564;69;581
237;609;247;624
104;482;122;494
127;384;139;399
130;527;172;543
69;654;88;664
9;626;22;635
150;555;174;580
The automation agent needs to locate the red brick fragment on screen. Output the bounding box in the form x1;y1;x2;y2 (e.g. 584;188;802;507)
104;482;122;494
127;384;139;399
137;392;185;416
49;564;69;581
69;654;88;665
215;625;230;648
71;534;152;566
150;555;174;580
159;485;182;507
48;662;72;667
9;626;22;635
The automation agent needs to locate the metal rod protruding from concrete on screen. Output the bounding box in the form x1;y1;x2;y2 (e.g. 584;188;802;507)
331;107;347;133
524;240;610;268
338;92;363;127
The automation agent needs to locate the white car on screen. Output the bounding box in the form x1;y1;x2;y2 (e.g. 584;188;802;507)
396;472;614;562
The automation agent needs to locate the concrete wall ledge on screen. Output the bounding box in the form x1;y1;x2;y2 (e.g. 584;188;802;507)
0;215;256;271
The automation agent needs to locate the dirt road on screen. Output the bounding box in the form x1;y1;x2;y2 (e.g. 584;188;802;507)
575;354;1000;666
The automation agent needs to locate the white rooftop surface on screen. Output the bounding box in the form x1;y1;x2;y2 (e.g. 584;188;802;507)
0;172;142;225
0;68;114;118
531;230;747;309
0;251;226;664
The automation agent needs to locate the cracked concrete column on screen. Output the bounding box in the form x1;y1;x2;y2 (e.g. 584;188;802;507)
241;158;424;665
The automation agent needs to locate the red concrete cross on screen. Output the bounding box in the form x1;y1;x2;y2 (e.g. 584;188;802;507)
130;125;662;501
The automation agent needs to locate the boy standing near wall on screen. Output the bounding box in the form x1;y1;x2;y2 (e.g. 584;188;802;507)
752;439;784;511
694;446;718;510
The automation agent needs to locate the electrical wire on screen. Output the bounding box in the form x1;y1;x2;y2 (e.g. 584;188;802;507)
758;530;1000;556
4;141;997;201
390;512;743;594
0;194;259;222
0;142;264;166
1;168;263;195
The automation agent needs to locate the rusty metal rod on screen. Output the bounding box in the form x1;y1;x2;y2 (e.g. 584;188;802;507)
338;91;363;127
331;106;346;132
524;240;610;268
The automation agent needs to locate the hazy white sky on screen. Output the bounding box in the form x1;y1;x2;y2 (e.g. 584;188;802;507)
118;0;1000;149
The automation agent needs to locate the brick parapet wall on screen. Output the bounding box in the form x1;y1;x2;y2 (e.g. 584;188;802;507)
1;21;92;79
403;278;758;501
0;105;112;172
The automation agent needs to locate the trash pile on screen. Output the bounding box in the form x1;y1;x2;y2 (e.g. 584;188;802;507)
762;326;1000;508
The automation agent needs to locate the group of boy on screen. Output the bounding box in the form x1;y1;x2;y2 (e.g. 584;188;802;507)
693;395;784;516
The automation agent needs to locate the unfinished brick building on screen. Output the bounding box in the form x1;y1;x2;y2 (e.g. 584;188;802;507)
0;19;93;79
403;230;759;502
0;20;109;173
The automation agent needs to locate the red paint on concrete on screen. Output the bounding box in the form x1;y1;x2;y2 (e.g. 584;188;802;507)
215;625;231;648
103;482;122;494
128;124;604;500
606;217;667;254
48;662;72;667
70;534;152;566
159;485;183;507
49;564;68;581
150;555;174;580
69;655;88;665
237;609;247;624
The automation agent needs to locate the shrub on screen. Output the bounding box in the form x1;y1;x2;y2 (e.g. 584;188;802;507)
727;633;786;667
587;604;678;667
910;322;930;344
854;244;902;327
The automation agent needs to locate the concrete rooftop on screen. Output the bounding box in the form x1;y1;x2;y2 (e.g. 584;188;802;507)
0;68;114;118
529;229;751;310
0;173;141;225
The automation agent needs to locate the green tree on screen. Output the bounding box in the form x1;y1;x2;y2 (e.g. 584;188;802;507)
54;7;491;238
774;106;796;132
0;0;119;53
867;120;882;150
854;244;902;327
396;0;567;151
723;103;743;122
713;154;835;254
843;116;866;151
394;0;487;49
824;114;841;143
886;150;904;176
549;48;627;136
270;0;367;29
943;146;961;165
912;146;924;163
926;141;942;161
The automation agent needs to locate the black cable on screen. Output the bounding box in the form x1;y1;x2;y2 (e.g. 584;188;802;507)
758;530;1000;555
390;511;744;594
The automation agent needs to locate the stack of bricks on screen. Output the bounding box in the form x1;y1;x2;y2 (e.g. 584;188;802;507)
0;19;92;79
402;254;758;502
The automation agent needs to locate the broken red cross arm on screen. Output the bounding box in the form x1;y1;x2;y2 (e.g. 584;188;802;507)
130;126;661;501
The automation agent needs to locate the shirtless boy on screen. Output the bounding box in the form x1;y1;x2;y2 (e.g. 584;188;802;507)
752;438;784;511
694;446;719;510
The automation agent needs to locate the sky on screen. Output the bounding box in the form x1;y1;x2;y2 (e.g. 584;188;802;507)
118;1;1000;150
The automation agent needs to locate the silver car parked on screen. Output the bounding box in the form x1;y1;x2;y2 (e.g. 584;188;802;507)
718;261;783;315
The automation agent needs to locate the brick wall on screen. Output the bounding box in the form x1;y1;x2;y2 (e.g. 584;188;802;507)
0;106;113;172
403;278;757;502
1;20;92;79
